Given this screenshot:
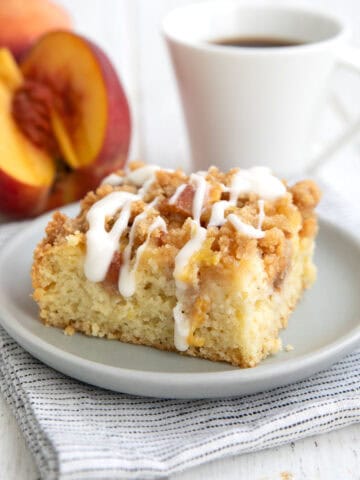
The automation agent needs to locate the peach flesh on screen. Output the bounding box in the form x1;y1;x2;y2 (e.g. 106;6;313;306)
19;31;131;171
0;31;131;218
0;75;54;217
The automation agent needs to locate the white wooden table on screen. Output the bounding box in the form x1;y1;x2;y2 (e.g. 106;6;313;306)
1;0;359;478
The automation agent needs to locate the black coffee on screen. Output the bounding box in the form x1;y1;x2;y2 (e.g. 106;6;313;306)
211;36;304;48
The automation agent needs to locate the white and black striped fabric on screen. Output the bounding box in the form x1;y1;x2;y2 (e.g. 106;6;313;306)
0;178;359;480
0;327;359;480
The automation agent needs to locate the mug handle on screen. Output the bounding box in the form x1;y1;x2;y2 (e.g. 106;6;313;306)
307;45;360;175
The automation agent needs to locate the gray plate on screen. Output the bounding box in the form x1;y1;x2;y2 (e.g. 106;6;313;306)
0;204;359;398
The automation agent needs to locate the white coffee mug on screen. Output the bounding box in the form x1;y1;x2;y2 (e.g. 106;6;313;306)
163;2;360;177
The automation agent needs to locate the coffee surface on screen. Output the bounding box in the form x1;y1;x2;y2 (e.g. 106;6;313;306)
211;37;303;48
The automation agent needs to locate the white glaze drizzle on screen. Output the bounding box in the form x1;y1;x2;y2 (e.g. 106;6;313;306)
208;167;282;231
126;165;160;187
208;200;230;227
85;167;160;285
101;165;164;192
169;183;187;205
173;222;207;351
85;164;286;352
173;304;191;352
190;173;208;222
257;199;265;230
84;191;139;282
227;213;265;239
171;173;210;350
101;173;124;186
173;222;207;288
230;166;286;201
131;165;176;197
119;214;167;297
118;209;147;297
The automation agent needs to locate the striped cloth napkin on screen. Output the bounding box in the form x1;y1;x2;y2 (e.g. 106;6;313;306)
0;164;359;480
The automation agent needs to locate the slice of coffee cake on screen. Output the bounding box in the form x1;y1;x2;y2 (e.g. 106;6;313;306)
32;163;320;367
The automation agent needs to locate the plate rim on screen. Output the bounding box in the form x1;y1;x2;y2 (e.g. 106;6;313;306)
0;207;360;394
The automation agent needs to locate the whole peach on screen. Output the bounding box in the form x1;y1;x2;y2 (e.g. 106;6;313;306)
0;0;72;60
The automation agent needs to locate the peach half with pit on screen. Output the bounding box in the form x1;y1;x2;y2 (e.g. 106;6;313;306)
0;31;131;218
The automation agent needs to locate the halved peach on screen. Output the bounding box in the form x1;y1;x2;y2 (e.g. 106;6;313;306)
0;49;23;90
0;31;132;217
17;30;131;174
0;78;55;217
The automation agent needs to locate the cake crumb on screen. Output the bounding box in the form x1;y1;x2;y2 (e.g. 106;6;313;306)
280;472;293;480
64;325;75;336
66;233;81;246
285;344;294;352
91;323;100;336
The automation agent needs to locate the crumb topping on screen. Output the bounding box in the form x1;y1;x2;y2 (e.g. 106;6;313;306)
40;162;321;290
